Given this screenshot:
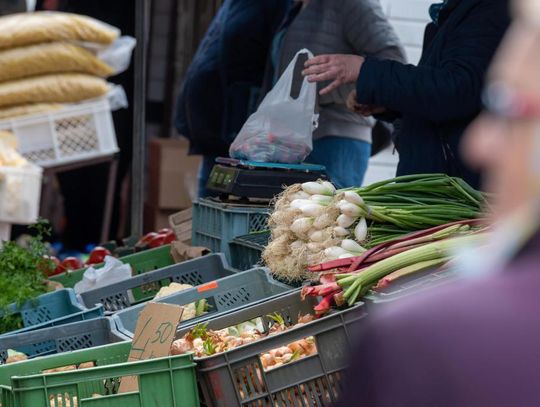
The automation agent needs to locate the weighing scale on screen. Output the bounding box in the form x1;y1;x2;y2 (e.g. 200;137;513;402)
206;158;328;200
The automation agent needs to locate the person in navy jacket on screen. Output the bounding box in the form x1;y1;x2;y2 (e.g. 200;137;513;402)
175;0;289;197
303;0;510;188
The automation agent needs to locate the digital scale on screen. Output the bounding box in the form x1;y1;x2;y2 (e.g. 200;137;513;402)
206;157;328;200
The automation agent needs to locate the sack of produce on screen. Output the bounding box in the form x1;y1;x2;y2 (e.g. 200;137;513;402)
229;49;318;163
0;103;62;120
0;42;113;83
0;11;119;50
0;73;109;108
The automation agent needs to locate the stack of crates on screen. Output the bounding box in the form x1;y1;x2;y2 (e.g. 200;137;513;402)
191;198;270;265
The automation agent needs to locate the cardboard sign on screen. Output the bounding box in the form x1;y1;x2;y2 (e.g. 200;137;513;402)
118;302;184;393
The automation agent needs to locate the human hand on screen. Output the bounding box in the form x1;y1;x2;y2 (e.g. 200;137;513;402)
346;91;386;116
302;54;365;95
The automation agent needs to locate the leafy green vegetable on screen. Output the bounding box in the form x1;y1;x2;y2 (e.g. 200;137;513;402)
0;219;53;333
203;338;216;355
267;312;285;326
190;323;209;340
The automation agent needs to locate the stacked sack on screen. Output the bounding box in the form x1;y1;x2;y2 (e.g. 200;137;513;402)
0;11;133;119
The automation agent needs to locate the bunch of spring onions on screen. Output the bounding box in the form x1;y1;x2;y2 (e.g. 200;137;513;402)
302;220;488;315
263;174;486;282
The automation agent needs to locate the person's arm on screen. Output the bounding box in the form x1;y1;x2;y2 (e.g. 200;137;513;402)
342;0;406;64
356;0;509;123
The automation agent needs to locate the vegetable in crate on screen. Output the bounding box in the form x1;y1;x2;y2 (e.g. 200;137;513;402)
171;314;317;370
303;220;489;315
0;219;55;333
263;174;486;281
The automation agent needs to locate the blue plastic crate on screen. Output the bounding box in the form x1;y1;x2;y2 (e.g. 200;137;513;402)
0;317;129;363
112;268;292;339
192;198;270;262
1;289;88;335
229;231;270;270
0;305;103;337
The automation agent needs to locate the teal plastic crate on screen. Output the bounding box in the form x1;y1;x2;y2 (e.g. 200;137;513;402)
192;198;270;262
0;342;198;407
1;289;89;335
229;231;270;270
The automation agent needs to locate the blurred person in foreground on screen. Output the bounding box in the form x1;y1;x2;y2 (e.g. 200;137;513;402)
175;0;289;197
336;1;540;405
303;0;510;189
261;0;404;188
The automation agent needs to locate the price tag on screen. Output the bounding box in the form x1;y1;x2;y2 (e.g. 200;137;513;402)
118;302;184;393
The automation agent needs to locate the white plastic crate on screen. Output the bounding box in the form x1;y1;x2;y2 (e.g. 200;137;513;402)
0;163;42;224
0;97;118;168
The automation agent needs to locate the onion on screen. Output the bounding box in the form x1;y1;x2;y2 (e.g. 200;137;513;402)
340;203;362;218
354;217;368;242
313;213;335;229
300;203;324;217
343;191;364;206
309;230;325;243
341;239;366;253
302;181;335;196
337;214;356;228
307;242;324;252
336;199;349;210
290;199;312;210
290;217;314;236
324;246;348;259
290;240;305;251
333;226;350;237
321;181;336;195
291;191;311;200
310;194;332;205
339;253;355;259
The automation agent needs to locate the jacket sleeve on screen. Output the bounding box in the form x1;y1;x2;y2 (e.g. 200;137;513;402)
355;0;509;123
342;0;406;63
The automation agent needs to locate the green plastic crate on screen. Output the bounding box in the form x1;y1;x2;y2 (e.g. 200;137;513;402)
0;342;198;407
49;245;174;290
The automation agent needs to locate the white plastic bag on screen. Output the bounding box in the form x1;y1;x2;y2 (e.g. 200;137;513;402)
229;48;318;163
74;255;132;295
97;36;137;75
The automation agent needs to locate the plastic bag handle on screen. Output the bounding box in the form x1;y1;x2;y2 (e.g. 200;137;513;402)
284;48;315;103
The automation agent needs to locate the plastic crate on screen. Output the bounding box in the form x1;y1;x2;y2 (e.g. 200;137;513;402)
229;231;270;270
1;289;89;334
48;244;174;289
0;317;129;363
0;341;198;407
177;291;366;406
0;164;42;224
192;198;270;262
0;305;103;338
113;268;292;339
79;254;236;312
363;267;457;306
0;97;118;168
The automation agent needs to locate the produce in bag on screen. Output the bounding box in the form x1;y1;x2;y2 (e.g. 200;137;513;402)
0;73;108;108
229;48;318;163
0;11;119;50
0;42;114;82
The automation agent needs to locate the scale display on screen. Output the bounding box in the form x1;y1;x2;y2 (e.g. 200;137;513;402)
206;158;328;199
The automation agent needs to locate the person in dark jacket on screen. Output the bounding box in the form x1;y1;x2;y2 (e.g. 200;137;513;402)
175;0;289;197
302;0;510;189
337;2;540;404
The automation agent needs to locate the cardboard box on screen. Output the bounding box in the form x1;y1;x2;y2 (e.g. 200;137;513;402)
148;138;201;209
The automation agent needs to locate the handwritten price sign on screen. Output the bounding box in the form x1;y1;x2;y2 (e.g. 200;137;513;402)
118;302;184;393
